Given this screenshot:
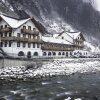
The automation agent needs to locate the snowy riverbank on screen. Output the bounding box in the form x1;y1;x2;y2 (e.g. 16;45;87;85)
0;58;100;80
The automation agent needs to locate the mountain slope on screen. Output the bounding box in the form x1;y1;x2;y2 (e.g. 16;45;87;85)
1;0;100;46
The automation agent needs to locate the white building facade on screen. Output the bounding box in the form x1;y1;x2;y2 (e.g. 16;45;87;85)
0;15;43;58
0;14;85;58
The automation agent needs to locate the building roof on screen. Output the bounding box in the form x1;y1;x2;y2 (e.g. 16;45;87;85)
42;36;73;45
0;14;30;28
57;31;85;40
67;32;81;39
0;14;48;34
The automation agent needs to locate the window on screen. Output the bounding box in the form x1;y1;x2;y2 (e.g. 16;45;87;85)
23;34;26;38
23;43;26;48
18;51;25;56
48;52;51;56
58;52;61;55
23;26;26;29
9;33;12;37
5;25;7;28
62;52;65;55
33;35;35;39
74;52;77;55
1;33;3;37
43;52;46;56
5;42;7;47
33;28;36;31
62;37;64;39
53;52;56;56
33;43;35;48
28;43;31;48
0;42;3;47
28;26;31;30
17;33;20;37
17;42;20;47
1;25;3;29
66;52;68;56
5;33;7;37
37;44;39;48
28;34;31;38
27;52;31;58
9;41;11;47
34;52;38;56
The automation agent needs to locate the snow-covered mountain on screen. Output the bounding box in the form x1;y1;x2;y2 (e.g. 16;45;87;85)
84;41;100;53
1;0;100;46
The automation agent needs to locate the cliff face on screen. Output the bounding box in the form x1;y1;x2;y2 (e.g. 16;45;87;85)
1;0;100;46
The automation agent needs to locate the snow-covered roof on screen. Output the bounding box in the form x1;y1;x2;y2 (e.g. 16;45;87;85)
0;14;31;28
42;36;73;45
53;34;59;38
66;32;81;39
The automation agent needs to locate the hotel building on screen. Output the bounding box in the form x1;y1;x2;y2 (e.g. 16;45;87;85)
0;14;85;58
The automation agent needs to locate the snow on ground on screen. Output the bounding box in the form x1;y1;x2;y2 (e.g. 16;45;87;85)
0;58;100;79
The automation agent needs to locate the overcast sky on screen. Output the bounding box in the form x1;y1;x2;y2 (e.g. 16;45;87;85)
94;0;100;11
83;0;100;11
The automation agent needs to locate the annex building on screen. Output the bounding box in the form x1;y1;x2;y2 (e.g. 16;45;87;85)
0;14;85;58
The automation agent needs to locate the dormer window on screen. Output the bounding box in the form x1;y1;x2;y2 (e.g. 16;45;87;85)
23;26;26;29
28;26;31;30
62;37;64;39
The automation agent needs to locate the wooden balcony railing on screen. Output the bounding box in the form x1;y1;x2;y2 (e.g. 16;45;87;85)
21;29;39;35
1;37;14;41
75;44;84;47
75;39;84;42
41;46;74;51
1;37;43;43
0;27;12;32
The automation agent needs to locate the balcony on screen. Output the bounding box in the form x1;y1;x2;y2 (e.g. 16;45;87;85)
15;37;42;43
1;37;43;43
41;45;74;51
1;37;14;41
75;44;84;47
21;29;39;35
75;39;84;42
0;27;12;32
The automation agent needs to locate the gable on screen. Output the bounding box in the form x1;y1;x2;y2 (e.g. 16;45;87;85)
0;18;10;27
76;33;85;41
20;19;40;32
0;14;31;29
56;32;74;44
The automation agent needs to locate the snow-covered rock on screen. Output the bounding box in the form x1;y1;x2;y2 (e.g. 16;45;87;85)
0;58;100;80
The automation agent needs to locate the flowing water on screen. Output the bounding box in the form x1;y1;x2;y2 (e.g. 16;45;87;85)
0;73;100;100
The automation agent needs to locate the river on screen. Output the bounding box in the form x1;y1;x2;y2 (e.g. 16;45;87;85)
0;72;100;100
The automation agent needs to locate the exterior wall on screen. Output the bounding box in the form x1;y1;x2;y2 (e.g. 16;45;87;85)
0;18;85;58
0;19;42;57
14;20;42;38
0;20;10;28
1;42;42;57
57;32;73;43
74;34;84;50
42;50;72;57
